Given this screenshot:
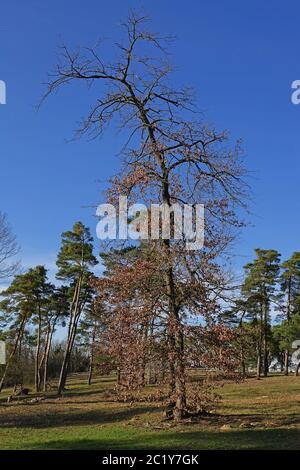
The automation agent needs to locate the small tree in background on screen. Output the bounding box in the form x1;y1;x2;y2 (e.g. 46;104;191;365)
279;252;300;374
242;249;281;378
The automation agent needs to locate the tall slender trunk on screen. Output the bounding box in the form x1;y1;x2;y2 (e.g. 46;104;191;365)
262;302;268;377
256;312;263;380
284;278;292;376
43;326;54;392
295;361;300;376
35;311;42;392
239;314;247;378
256;348;261;380
40;318;57;392
87;319;96;386
57;277;82;395
284;350;289;376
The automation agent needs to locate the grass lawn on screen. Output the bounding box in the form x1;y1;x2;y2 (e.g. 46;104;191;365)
0;374;299;450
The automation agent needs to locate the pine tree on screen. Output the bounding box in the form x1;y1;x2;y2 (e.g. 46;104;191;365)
56;222;97;395
279;252;300;375
242;249;281;378
0;266;52;392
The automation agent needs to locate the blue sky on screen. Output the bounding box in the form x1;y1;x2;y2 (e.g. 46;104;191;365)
1;0;300;283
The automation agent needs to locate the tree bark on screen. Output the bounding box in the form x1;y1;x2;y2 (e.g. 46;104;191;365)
284;278;292;376
41;320;56;392
34;311;42;392
256;350;261;380
262;301;268;377
284;350;289;376
57;277;82;395
87;319;96;386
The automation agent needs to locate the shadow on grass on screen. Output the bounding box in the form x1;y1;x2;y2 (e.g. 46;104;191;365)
0;405;157;429
22;428;300;450
59;388;109;398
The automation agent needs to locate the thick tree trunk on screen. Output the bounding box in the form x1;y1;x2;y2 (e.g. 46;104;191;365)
164;246;186;420
295;361;300;376
57;323;77;395
128;86;187;419
161;170;186;419
174;323;186;420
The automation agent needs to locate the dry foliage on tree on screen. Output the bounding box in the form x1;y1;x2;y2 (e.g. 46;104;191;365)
43;12;248;419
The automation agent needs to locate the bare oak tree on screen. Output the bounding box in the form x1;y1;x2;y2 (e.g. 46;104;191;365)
43;12;248;419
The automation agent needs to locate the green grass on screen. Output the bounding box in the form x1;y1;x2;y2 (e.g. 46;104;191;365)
0;374;299;449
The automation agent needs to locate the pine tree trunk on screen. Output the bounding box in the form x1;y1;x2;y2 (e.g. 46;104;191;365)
35;313;42;392
284;350;289;376
256;352;261;380
57;277;82;396
284;279;291;376
88;319;97;386
262;303;268;377
256;336;262;380
42;324;55;392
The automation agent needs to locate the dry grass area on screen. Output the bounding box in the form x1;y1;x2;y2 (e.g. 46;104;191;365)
0;374;299;449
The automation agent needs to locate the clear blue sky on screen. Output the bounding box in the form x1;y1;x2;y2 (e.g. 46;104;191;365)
1;0;300;281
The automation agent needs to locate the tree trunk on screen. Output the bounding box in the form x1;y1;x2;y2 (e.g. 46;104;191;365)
42;322;56;392
35;312;42;392
295;360;300;376
57;277;82;395
284;350;289;376
256;352;261;380
284;279;291;376
241;359;246;378
57;324;77;395
262;303;268;377
161;175;186;420
127;85;187;419
256;334;262;380
87;320;96;386
263;347;269;377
